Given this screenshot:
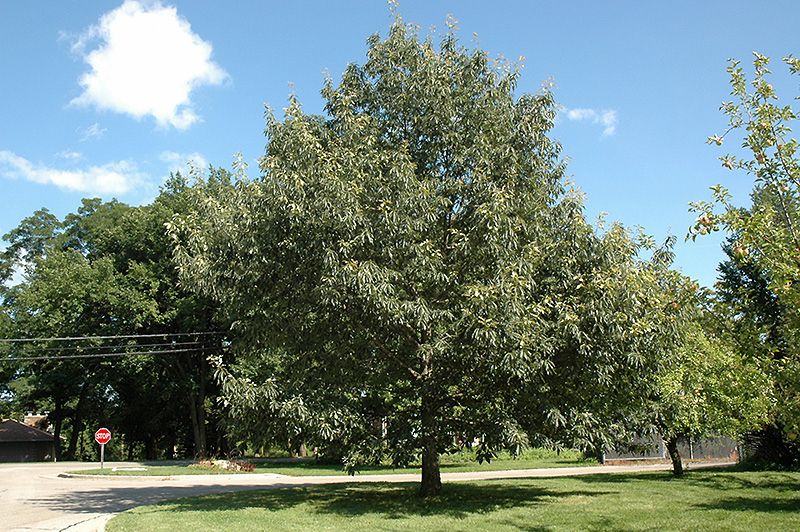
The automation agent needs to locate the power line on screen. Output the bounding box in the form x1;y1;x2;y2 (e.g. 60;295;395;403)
0;331;223;343
8;340;211;353
0;346;223;362
0;331;227;363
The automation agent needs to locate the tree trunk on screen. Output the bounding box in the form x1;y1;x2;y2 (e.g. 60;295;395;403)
583;444;605;464
145;434;158;460
665;436;684;478
290;437;307;458
65;381;89;460
419;395;443;497
188;357;208;458
164;432;177;459
188;394;206;458
52;396;64;461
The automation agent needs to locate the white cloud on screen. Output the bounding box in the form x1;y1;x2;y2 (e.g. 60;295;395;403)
70;0;228;130
160;150;208;174
564;107;618;137
565;109;595;121
79;122;107;141
0;150;143;195
56;150;84;161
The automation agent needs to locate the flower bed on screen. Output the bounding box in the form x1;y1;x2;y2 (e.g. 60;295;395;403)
189;458;255;472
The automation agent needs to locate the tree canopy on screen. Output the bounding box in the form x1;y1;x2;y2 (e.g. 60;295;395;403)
172;16;682;495
0;178;225;460
690;53;800;461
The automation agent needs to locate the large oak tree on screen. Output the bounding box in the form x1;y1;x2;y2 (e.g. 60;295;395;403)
173;15;679;495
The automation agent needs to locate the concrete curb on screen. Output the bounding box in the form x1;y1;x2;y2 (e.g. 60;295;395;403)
57;472;290;480
59;514;113;532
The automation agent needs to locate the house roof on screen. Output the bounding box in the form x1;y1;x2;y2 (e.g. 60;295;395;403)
0;419;54;442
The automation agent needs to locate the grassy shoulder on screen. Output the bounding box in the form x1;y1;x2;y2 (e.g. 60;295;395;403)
74;448;592;477
105;468;800;532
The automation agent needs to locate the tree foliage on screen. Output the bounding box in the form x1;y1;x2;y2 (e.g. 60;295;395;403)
713;241;800;466
656;320;772;476
0;178;224;460
689;53;800;452
173;15;682;495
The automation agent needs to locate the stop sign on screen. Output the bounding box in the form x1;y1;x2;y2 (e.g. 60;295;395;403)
95;428;111;445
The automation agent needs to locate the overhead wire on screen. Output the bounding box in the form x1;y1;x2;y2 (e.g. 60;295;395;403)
0;331;226;363
1;346;223;362
0;331;223;343
6;340;213;353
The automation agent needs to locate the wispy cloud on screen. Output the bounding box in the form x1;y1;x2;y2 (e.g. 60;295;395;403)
56;150;84;161
69;0;228;130
160;150;208;175
0;150;144;195
563;107;618;137
79;122;107;142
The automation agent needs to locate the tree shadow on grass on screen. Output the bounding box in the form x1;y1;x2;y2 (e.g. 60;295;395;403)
687;470;800;493
565;471;670;484
567;469;800;516
28;483;273;515
695;495;800;514
688;470;800;514
565;466;794;488
161;479;613;520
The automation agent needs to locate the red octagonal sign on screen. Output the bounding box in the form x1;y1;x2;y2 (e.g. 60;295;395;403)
95;428;111;445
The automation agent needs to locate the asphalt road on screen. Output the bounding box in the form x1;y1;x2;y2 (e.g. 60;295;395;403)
0;460;733;532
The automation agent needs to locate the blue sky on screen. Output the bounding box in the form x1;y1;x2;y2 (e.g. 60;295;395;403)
1;1;798;288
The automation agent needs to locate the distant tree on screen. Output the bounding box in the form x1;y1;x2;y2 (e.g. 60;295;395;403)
0;179;225;460
0;208;62;273
63;181;226;458
713;240;799;467
173;15;682;496
656;321;773;476
1;208;109;458
716;238;789;360
0;308;17;419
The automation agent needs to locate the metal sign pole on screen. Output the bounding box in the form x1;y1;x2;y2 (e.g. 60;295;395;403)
94;428;111;468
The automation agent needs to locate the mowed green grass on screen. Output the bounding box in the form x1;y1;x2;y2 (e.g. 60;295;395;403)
106;469;800;532
76;449;590;477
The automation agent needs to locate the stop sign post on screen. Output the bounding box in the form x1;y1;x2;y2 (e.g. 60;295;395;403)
95;428;111;469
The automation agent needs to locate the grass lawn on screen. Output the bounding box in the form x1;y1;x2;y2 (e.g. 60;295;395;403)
75;448;591;477
106;468;800;532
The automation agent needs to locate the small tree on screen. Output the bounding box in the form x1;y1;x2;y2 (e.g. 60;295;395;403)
690;53;800;295
656;321;773;477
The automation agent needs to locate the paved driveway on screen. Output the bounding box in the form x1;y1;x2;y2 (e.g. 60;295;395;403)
1;461;293;532
0;460;732;532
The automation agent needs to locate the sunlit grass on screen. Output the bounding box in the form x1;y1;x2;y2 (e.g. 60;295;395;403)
74;448;592;476
106;468;800;532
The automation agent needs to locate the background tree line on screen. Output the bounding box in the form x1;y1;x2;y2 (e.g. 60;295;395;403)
0;174;227;460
